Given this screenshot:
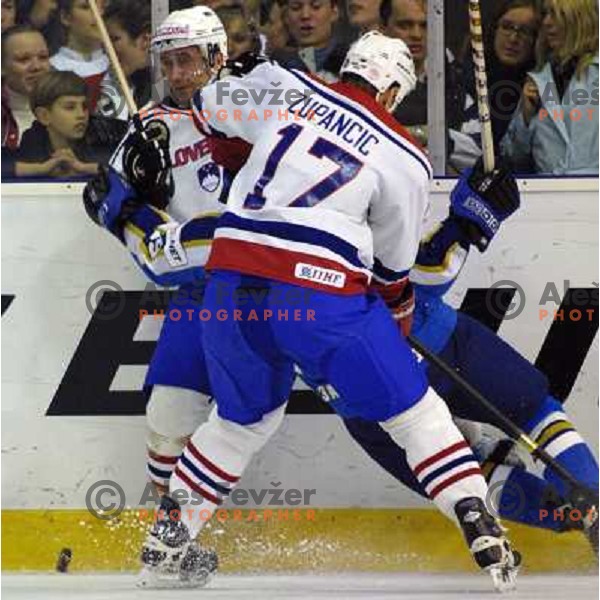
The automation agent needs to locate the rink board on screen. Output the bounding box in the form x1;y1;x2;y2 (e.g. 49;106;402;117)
1;179;598;571
2;508;596;572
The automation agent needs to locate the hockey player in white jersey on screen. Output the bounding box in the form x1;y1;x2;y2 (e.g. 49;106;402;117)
83;6;229;586
106;5;229;499
129;31;521;591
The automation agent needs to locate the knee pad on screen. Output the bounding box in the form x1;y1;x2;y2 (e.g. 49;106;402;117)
146;386;213;456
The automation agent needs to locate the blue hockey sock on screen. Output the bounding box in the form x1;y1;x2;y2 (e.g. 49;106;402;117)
525;396;599;499
486;464;570;532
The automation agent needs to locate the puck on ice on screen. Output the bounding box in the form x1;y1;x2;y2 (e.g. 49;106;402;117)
56;548;72;572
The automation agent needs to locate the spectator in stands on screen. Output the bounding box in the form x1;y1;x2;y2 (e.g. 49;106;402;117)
17;0;58;29
1;0;15;32
462;0;540;151
346;0;379;34
1;25;50;149
244;0;262;22
103;0;152;119
259;0;290;54
16;70;126;178
217;5;261;59
15;1;61;53
273;0;348;81
51;0;109;111
380;0;479;170
501;0;599;174
191;0;241;9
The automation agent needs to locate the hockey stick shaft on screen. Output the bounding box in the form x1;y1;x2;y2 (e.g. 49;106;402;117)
88;0;138;117
407;334;596;498
468;0;495;173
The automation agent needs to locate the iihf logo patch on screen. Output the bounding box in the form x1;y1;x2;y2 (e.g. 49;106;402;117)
197;162;221;193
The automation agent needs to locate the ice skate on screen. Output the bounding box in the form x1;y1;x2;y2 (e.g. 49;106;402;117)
137;496;218;589
455;497;521;592
572;490;599;558
584;510;599;558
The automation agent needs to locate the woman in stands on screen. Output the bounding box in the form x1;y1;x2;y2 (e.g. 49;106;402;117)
501;0;598;174
462;0;540;152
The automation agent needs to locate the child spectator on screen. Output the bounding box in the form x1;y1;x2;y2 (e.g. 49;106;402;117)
50;0;108;111
1;25;50;148
103;0;152;120
217;4;261;59
1;0;15;32
16;70;126;178
502;0;599;174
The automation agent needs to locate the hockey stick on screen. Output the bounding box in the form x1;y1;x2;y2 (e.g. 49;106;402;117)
88;0;138;117
467;0;495;173
407;334;598;504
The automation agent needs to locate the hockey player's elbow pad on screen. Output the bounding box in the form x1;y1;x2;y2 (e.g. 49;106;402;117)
83;166;139;239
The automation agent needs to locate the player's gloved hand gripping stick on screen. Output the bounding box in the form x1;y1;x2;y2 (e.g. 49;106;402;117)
88;0;173;206
84;0;173;232
450;158;520;252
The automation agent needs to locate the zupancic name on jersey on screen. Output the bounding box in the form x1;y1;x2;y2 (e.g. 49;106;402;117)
289;95;380;157
215;80;313;107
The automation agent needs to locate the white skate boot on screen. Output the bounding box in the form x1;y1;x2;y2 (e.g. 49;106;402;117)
137;495;218;589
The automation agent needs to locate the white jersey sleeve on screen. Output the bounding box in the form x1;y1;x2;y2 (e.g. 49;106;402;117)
369;159;430;285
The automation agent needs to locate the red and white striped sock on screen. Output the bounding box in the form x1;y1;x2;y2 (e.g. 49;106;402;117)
381;388;488;520
170;435;240;538
169;406;286;538
147;447;179;495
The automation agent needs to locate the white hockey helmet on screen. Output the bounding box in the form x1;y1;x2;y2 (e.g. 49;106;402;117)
340;31;417;111
151;6;228;68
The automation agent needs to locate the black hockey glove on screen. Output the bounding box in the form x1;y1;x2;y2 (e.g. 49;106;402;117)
122;116;173;209
450;158;520;252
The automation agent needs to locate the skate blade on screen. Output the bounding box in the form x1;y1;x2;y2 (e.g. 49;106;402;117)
487;564;518;593
136;567;213;590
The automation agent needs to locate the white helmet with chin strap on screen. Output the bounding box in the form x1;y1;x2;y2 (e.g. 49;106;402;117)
151;6;228;69
340;30;417;112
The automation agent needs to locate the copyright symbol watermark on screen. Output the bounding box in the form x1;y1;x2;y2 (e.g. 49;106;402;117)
486;480;526;519
85;280;125;321
96;82;127;119
85;480;126;520
485;280;525;321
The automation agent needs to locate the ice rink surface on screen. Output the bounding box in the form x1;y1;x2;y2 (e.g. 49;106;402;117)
2;573;598;600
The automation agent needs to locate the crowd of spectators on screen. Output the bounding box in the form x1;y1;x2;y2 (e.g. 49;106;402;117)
2;0;598;180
